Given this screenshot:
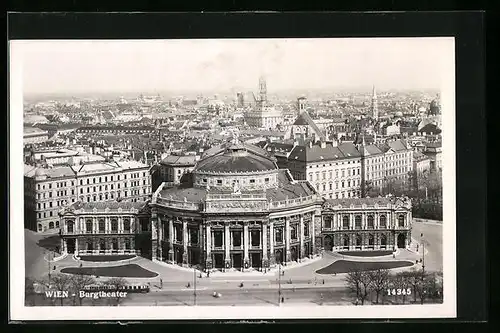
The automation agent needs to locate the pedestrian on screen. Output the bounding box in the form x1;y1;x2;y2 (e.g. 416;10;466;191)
323;279;325;285
160;278;163;289
281;296;284;303
393;253;395;259
207;271;210;278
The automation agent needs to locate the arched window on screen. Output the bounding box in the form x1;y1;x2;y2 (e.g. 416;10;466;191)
324;216;332;229
368;234;375;246
56;221;59;228
190;229;198;245
98;219;105;233
49;221;54;229
355;215;362;229
67;220;74;233
86;219;93;233
123;219;130;233
367;215;374;229
381;234;387;246
112;238;118;250
356;234;362;246
398;214;405;227
38;223;43;232
380;215;387;228
342;215;350;229
124;238;131;250
343;234;349;247
99;239;106;251
291;225;297;240
111;219;118;232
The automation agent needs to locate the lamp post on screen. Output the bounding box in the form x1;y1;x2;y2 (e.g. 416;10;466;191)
47;250;52;281
278;263;282;306
421;233;425;275
193;267;197;306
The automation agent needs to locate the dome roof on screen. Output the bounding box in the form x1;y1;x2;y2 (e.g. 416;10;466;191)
195;145;277;173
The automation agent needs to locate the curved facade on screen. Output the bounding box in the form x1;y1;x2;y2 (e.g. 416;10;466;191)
151;143;323;270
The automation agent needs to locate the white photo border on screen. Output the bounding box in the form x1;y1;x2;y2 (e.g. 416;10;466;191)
9;37;457;321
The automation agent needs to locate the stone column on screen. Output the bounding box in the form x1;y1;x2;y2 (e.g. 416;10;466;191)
299;215;305;259
269;221;275;265
61;237;66;254
243;223;249;269
157;216;163;261
182;220;188;265
198;223;203;249
224;224;231;269
285;217;291;262
151;213;158;260
312;212;319;256
262;223;268;268
205;224;212;270
168;219;174;263
75;238;79;255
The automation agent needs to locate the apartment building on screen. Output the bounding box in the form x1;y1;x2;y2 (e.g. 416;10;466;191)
24;159;152;233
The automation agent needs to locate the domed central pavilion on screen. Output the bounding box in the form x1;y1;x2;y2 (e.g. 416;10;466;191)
150;141;323;271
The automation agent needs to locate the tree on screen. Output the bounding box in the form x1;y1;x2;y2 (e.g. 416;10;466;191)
104;277;127;306
368;269;390;304
358;271;372;305
405;269;424;303
70;273;96;306
345;270;363;304
25;277;36;306
47;273;73;306
363;180;381;198
387;271;412;304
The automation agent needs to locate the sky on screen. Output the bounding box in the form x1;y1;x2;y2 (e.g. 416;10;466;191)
12;38;454;95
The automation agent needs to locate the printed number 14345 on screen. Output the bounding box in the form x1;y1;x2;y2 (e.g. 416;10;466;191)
387;288;411;296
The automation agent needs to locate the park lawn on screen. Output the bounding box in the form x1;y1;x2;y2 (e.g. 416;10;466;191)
316;260;414;274
338;250;393;257
61;264;158;278
79;255;136;262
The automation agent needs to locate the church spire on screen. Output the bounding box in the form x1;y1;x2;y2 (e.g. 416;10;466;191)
371;85;379;120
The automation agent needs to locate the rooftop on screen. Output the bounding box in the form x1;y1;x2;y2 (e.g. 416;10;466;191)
195;145;277;173
288;142;361;163
160;155;198;166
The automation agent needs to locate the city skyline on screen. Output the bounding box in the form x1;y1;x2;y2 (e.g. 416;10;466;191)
14;38;454;96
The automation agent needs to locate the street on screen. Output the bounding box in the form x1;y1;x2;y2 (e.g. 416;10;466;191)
25;229;51;279
411;221;443;272
122;285;351;306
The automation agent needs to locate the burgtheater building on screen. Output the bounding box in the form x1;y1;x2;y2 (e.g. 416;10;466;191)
57;141;413;271
149;141;413;271
150;141;322;270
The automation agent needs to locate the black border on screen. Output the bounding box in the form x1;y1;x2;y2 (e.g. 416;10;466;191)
6;12;487;324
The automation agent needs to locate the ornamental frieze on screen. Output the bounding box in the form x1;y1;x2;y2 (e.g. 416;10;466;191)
205;200;268;212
